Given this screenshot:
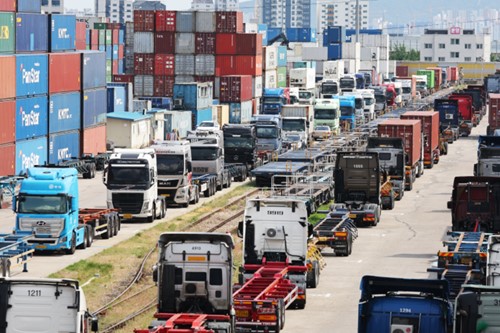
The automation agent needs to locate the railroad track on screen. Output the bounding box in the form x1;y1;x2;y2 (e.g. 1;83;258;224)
95;187;261;332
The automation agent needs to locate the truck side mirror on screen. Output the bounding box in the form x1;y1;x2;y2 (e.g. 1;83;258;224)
308;223;314;237
12;196;17;212
102;167;108;184
90;316;99;332
152;264;158;283
237;221;243;238
447;201;453;209
71;196;78;212
187;161;192;173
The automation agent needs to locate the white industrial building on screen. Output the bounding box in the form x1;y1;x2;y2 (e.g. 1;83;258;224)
317;0;369;33
41;0;64;14
107;112;152;149
419;28;491;63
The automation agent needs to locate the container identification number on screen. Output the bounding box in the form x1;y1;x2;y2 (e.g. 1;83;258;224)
399;308;412;313
494;299;500;306
192;246;202;250
27;290;42;297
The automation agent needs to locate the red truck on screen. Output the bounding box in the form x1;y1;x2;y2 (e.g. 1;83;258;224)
488;93;500;136
382;83;398;107
401;111;440;168
378;119;423;191
449;94;475;136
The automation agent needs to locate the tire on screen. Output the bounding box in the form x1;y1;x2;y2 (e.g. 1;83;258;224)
307;261;319;288
113;215;119;236
86;225;94;248
109;217;116;238
182;201;189;208
348;235;353;255
204;185;210;197
77;227;87;250
66;233;76;255
161;202;166;219
116;214;121;231
389;196;395;210
274;302;282;333
227;175;232;188
217;176;223;191
102;216;111;239
147;204;156;223
279;299;286;330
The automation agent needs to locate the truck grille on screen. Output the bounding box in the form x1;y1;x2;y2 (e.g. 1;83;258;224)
158;179;179;187
112;193;144;214
19;218;64;237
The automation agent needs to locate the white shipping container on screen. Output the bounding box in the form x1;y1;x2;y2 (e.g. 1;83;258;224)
245;23;258;32
264;69;277;89
164;111;193;139
361;47;380;61
289;68;316;89
302;47;328;61
134;75;154;97
133;32;154;53
133;99;152;112
281;105;313;121
195;55;215;76
322;60;345;80
342;42;360;60
316;61;323;76
263;45;278;70
379;46;390;61
196;12;216;32
175;54;195;75
253;76;263;98
175;33;195;54
174;75;195;84
212;104;230;126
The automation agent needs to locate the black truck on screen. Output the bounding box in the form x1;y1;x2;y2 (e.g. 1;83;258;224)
223;124;263;181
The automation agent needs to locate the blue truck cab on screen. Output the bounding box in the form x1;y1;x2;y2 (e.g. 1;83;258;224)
355;73;366;90
250;115;282;154
339;95;356;132
435;99;460;143
358;276;453;333
12;167;84;254
260;88;290;115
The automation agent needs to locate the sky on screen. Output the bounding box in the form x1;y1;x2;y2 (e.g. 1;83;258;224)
71;0;190;11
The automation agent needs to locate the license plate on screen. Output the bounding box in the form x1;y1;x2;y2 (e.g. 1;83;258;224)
36;227;51;234
349;214;357;219
161;194;170;197
123;214;133;219
35;245;46;249
236;310;249;317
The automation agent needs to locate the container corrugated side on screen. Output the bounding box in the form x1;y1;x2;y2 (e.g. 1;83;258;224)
16;96;48;140
154;54;175;76
220;75;253;103
49;92;81;134
48;130;80;164
81;51;106;90
0;55;15;99
0;12;15;54
0;100;15;145
15;13;48;52
174;75;195;84
82;124;106;155
0;143;15;176
192;108;213;128
253;76;263;98
153;75;174;97
134;75;154;97
196;12;216;33
133;32;154;53
15;136;47;175
49;53;81;94
17;0;41;13
155;10;176;32
107;86;126;113
175;11;195;33
175;33;195;54
229;100;252;124
195;55;215;76
175;54;195;76
195;32;216;54
216;11;243;33
0;0;16;12
154;31;175;54
133;10;155;32
50;14;76;52
164;111;192;139
83;88;107;128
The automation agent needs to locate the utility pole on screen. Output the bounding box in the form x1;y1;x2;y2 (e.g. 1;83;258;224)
355;0;360;43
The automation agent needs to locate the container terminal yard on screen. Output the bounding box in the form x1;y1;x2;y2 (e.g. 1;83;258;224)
0;1;500;332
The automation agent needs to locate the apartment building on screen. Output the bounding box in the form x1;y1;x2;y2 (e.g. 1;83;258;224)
317;0;369;33
42;0;64;14
262;0;312;28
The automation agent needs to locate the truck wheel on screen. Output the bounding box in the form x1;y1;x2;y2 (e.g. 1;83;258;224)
227;175;232;188
274;301;282;333
182;200;189;208
112;215;119;236
66;233;76;255
204;185;210;197
147;204;156;223
217;177;223;191
77;227;87;250
86;225;94;248
160;202;166;219
102;216;111;239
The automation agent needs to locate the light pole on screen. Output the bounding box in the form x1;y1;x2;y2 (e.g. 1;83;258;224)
355;0;360;43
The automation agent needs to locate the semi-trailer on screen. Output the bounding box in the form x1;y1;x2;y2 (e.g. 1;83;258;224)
487;93;500;135
401;111;441;168
434;99;460;143
449;93;475;136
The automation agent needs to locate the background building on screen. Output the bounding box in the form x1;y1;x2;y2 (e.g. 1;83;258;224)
419;28;491;62
134;1;165;10
42;0;64;14
191;0;239;11
261;0;312;28
95;0;133;23
317;0;369;33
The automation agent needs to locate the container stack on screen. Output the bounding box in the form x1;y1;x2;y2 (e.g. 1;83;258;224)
0;1;107;176
323;26;345;60
173;82;214;128
219;76;253;124
89;22;126;81
263;45;278;89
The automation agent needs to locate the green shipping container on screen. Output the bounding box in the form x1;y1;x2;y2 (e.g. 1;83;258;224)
417;69;435;89
277;67;287;88
0;12;15;54
99;29;106;45
106;60;112;79
94;22;107;30
105;30;112;45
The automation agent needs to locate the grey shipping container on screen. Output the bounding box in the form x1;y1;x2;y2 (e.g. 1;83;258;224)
175;75;195;84
134;75;154;97
133;32;154;53
175;54;195;76
195;12;216;33
126;22;134;43
195;55;215;76
213;77;220;99
164;111;192;139
175;11;195;33
175;33;195;54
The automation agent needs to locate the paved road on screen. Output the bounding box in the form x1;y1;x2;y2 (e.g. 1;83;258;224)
282;119;486;332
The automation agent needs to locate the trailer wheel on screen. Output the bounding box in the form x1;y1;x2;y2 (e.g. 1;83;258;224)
274;300;282;333
116;214;121;231
66;233;76;255
86;225;94;248
307;261;319;288
112;215;119;236
279;298;286;330
388;196;395;210
102;216;111;239
160;202;166;219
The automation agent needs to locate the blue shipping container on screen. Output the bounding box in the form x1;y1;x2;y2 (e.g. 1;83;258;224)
16;54;49;97
118;59;124;74
15;13;49;52
140;97;173;110
105;45;112;60
50;14;76;52
81;51;106;90
112;45;118;60
327;44;342;61
49;92;81;134
229;101;252;124
292;61;316;70
277;46;287;67
107;86;126;113
83;88;107;128
298;28;317;43
48;130;80;164
17;0;42;13
119;30;124;44
15;136;48;175
266;28;282;45
173;83;212;110
86;29;91;45
285;28;299;42
99;45;105;52
324;26;346;44
16;96;48;141
345;29;383;36
192;108;212;128
257;24;267;45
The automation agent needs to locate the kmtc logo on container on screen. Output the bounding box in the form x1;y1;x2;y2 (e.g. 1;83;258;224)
20;106;40;127
58;107;72;120
58;28;69;39
20;63;41;84
20;151;41;170
57;148;71;160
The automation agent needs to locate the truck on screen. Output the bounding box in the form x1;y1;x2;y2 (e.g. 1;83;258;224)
371;86;387;116
281;105;315;146
378;119;423;191
449;93;475;136
320;79;340;98
355;73;366;90
475;147;500;177
104;148;166;222
313;98;341;134
343;92;366;126
298;89;316;105
358;89;376;121
250;115;283;156
339;74;356;93
358;276;453;333
135;232;235;333
330;152;382;227
401;111;441;168
454;285;500;332
382;83;398;108
413;74;429;97
339;95;357;132
289;68;315;90
416;69;435;93
487;235;500;286
435;99;460;143
487;93;500;135
448;176;500;233
395;76;416;105
223;124;263;181
358;70;373;87
12;167;121;254
366;137;406;201
186;129;231;197
427;67;443;91
0;277;98;332
460;88;485;123
260;88;290;115
151;141;199;208
313;211;358;256
391;81;403;106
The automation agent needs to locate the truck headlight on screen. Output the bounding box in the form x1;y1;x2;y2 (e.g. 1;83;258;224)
142;201;150;211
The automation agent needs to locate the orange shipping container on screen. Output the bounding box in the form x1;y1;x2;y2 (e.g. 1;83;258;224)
0;143;15;176
82;125;106;156
0;56;16;99
49;53;82;93
0;100;15;145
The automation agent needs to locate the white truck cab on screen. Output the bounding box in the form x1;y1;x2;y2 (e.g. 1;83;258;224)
358;89;376;121
392;81;403;106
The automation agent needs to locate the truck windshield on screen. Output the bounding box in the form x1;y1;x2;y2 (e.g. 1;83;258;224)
17;195;68;214
375;95;386;103
263;97;282;104
364;98;375;106
256;127;279;138
402;87;411;94
355;98;363;109
282;119;306;131
225;137;253;148
108;166;150;185
416;82;426;89
157;155;184;175
299;91;313;99
315;108;337;120
340;106;355;117
322;83;338;95
191;147;219;161
339;78;355;89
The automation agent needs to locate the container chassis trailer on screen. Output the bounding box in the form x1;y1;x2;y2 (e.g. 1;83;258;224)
313;211;358;256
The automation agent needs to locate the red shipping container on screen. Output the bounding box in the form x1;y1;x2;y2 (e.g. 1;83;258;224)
113;74;134;83
0;100;15;145
195;76;215;83
0;55;16;99
216;33;237;55
118;45;124;59
91;44;98;51
401;111;440;166
155;10;176;32
155;32;175;54
134;10;155;32
0;0;15;11
448;67;458;82
154;54;175;76
195;33;216;54
76;22;87;50
154;76;175;97
235;55;262;76
112;29;119;45
219;75;253;103
134;53;154;75
378;119;422;167
49;53;81;94
396;65;409;77
90;30;99;46
215;55;237;76
82;125;106;156
489;93;500;133
216;11;243;33
236;33;263;55
0;143;15;177
450;94;473;121
112;60;118;74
